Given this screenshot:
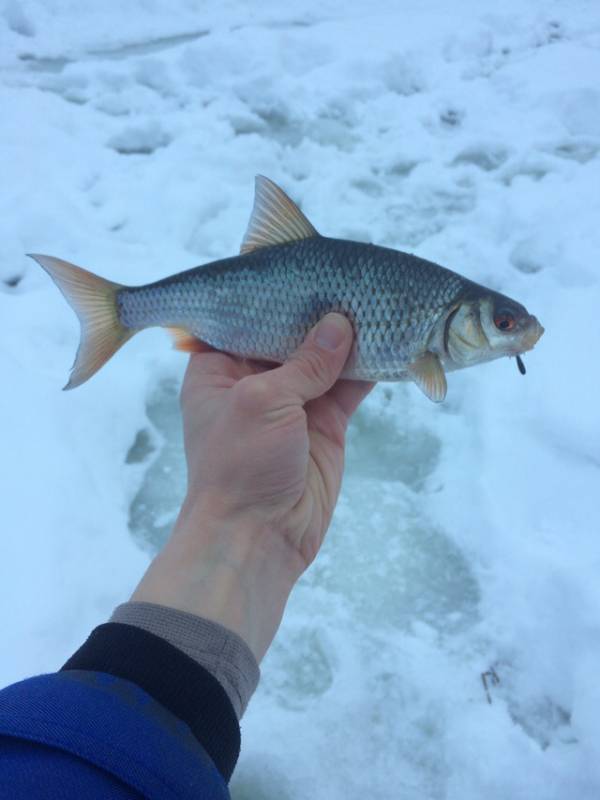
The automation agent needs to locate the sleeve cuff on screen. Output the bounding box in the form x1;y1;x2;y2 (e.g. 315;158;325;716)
110;602;260;719
61;622;240;782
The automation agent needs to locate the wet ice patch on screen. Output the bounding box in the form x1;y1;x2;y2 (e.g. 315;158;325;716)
125;428;156;464
231;762;294;800
346;399;440;490
312;480;481;635
264;626;335;710
127;377;185;552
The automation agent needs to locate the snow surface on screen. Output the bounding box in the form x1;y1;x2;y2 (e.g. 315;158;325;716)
1;0;600;797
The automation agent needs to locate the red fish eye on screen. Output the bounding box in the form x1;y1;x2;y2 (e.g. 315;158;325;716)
494;312;515;331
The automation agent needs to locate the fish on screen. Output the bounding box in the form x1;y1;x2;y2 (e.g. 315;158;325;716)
30;175;544;402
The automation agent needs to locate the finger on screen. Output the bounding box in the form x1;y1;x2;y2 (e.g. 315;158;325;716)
242;357;279;373
327;379;375;419
260;314;354;406
182;351;255;393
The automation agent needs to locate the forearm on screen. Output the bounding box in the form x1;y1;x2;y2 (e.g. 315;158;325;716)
2;318;366;795
131;498;304;663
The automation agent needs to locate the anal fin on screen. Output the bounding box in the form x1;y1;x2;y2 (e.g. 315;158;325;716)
167;327;213;354
408;352;447;403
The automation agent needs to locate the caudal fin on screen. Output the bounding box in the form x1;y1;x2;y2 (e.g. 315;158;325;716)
29;254;134;390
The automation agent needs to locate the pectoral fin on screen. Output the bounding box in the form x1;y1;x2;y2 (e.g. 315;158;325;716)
408;352;447;403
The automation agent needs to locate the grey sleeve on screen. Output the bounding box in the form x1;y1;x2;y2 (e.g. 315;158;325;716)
110;601;260;719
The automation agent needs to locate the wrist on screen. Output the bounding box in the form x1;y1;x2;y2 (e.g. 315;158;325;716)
131;499;302;662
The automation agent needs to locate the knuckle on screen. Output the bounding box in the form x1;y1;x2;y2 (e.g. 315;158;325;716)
293;348;330;385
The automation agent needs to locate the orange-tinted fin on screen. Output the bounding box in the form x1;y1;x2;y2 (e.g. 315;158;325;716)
240;175;319;254
28;254;135;390
408;351;447;403
167;327;213;353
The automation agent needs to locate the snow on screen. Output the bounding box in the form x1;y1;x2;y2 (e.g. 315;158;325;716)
1;1;600;797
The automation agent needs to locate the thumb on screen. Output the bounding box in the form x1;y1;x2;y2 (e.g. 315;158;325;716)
263;313;354;405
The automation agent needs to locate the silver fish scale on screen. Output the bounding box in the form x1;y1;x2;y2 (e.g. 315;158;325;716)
117;237;469;380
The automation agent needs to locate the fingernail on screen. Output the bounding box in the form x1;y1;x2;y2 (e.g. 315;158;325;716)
315;314;349;351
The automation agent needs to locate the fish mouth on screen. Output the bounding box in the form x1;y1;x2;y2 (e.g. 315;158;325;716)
517;315;544;353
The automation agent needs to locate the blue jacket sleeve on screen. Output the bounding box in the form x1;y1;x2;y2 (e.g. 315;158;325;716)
0;670;230;800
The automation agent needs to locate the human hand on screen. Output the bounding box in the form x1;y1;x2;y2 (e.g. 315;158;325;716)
178;313;373;572
132;314;373;660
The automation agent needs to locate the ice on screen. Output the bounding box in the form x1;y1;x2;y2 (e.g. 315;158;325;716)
2;1;600;798
127;377;185;553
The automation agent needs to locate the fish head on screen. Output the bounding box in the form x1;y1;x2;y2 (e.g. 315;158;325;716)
444;291;544;368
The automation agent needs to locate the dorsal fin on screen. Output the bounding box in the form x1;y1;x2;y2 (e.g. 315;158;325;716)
240;175;319;254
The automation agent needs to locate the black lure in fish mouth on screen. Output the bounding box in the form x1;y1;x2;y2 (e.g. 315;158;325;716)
516;354;526;375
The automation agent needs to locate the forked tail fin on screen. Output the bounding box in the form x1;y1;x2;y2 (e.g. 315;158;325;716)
29;254;134;390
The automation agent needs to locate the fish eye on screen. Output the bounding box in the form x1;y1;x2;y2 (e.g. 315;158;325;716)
494;309;516;332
